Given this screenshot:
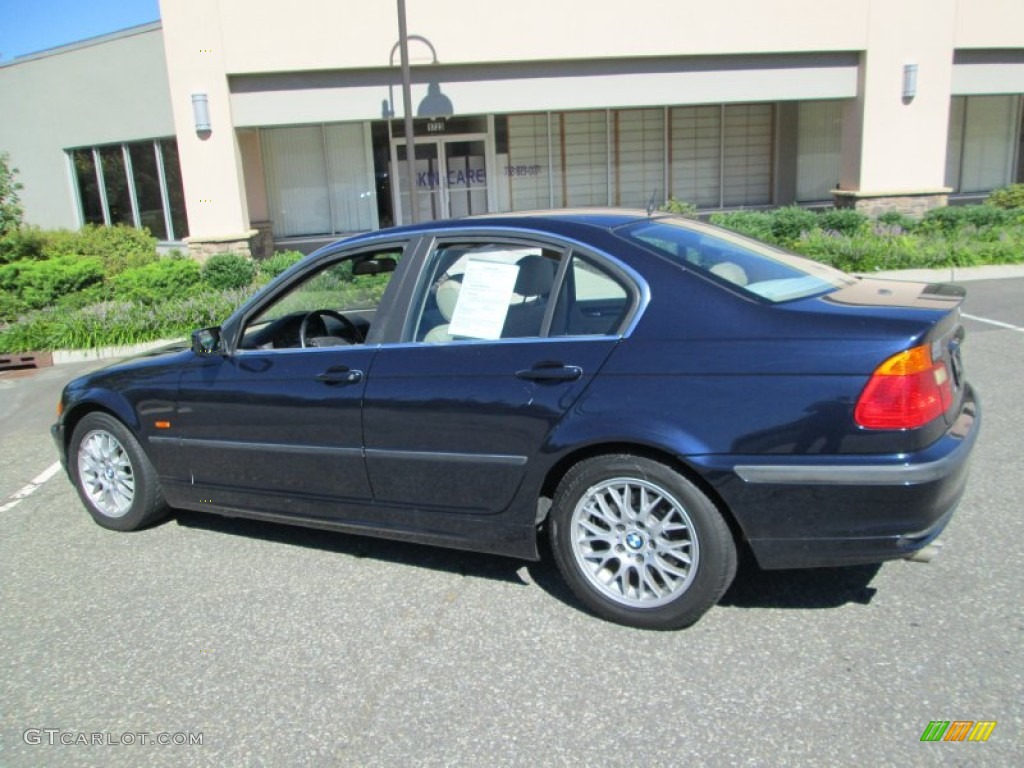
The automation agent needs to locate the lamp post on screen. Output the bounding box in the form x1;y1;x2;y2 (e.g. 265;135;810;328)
396;0;419;223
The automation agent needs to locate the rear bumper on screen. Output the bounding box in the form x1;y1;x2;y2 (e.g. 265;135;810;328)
704;385;980;569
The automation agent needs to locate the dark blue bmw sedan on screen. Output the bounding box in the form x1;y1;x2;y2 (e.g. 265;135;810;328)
52;210;980;629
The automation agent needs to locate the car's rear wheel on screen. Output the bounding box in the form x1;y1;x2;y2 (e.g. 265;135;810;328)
549;455;736;629
69;412;169;531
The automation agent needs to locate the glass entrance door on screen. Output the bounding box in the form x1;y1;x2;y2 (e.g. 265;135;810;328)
442;140;488;218
391;136;489;224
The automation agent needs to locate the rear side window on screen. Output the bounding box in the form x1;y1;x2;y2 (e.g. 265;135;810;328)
549;255;631;337
410;241;635;342
411;242;563;342
618;218;852;303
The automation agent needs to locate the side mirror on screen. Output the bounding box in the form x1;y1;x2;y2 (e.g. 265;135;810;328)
191;326;223;355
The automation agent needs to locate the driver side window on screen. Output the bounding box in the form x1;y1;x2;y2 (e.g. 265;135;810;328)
239;249;401;351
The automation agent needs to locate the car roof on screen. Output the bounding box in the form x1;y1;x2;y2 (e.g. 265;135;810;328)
340;208;671;246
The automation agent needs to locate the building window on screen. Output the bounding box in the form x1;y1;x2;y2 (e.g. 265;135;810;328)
70;150;104;226
262;123;378;238
613;108;665;208
496;113;551;213
669;103;774;209
669;105;721;208
68;139;189;241
722;104;774;206
555;111;610;208
499;105;775;213
946;95;1023;194
796;101;843;202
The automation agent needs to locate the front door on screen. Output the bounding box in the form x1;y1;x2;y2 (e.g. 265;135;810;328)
167;245;406;519
391;136;490;223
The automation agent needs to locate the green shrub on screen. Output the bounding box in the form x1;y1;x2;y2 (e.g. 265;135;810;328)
41;225;157;274
792;221;1024;272
0;288;250;352
258;250;305;280
876;211;917;232
110;257;201;304
709;210;775;243
0;226;48;264
0;290;26;320
660;198;698;218
768;206;819;246
985;183;1024;210
817;208;869;237
919;204;1014;235
202;252;256;290
0;256;104;317
55;284;110;311
0;151;23;238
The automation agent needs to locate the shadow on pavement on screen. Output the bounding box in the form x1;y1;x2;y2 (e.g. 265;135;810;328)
173;509;532;587
173;510;880;616
718;552;880;610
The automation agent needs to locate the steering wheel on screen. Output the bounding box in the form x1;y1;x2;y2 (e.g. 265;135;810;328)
299;309;364;347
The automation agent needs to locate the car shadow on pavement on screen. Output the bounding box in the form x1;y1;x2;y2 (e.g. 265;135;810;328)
173;510;533;587
717;550;880;610
173;511;880;614
524;538;882;616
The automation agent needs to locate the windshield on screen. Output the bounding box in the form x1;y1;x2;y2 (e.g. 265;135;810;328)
617;217;853;303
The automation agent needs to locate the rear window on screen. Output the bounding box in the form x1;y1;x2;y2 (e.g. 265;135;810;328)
617;218;853;303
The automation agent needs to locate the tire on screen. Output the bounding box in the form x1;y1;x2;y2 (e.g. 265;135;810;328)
68;412;169;532
548;454;736;630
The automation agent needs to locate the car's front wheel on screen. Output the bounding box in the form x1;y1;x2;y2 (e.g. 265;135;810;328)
69;412;169;532
549;455;736;629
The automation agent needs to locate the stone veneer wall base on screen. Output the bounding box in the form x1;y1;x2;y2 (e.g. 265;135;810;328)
832;189;952;218
184;229;260;262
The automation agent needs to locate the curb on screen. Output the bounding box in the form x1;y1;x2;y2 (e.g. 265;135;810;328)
52;339;182;366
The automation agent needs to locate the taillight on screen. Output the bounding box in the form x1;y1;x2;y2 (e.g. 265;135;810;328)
854;344;952;429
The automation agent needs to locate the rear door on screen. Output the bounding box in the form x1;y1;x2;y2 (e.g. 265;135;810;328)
362;237;638;514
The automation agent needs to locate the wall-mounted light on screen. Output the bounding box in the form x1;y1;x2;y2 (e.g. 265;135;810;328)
191;92;212;133
902;63;918;103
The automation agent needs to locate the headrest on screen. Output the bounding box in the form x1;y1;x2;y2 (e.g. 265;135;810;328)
514;255;556;297
436;275;462;321
709;261;749;286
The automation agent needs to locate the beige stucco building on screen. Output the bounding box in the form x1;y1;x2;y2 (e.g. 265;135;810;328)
2;0;1023;258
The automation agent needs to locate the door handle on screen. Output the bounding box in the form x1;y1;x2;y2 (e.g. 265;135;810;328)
315;367;363;385
515;364;583;382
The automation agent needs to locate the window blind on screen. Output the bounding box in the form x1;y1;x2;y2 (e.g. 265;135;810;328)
796;101;842;202
614;108;665;208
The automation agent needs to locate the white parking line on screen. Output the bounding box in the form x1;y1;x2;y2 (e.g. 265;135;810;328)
0;462;63;513
962;313;1024;333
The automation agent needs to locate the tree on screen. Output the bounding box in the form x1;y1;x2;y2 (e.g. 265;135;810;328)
0;151;24;237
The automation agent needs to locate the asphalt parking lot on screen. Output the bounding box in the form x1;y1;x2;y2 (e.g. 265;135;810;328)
1;276;1021;767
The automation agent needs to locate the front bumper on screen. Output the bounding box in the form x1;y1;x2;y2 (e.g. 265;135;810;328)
702;385;980;569
51;422;67;469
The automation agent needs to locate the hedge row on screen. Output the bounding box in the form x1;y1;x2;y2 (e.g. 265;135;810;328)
2;185;1023;352
706;203;1024;272
0;223;305;321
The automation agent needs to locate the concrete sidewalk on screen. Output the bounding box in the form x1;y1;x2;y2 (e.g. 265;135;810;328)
854;263;1024;283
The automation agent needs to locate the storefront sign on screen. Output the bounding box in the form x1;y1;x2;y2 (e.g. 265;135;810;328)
417;168;487;188
504;164;544;178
